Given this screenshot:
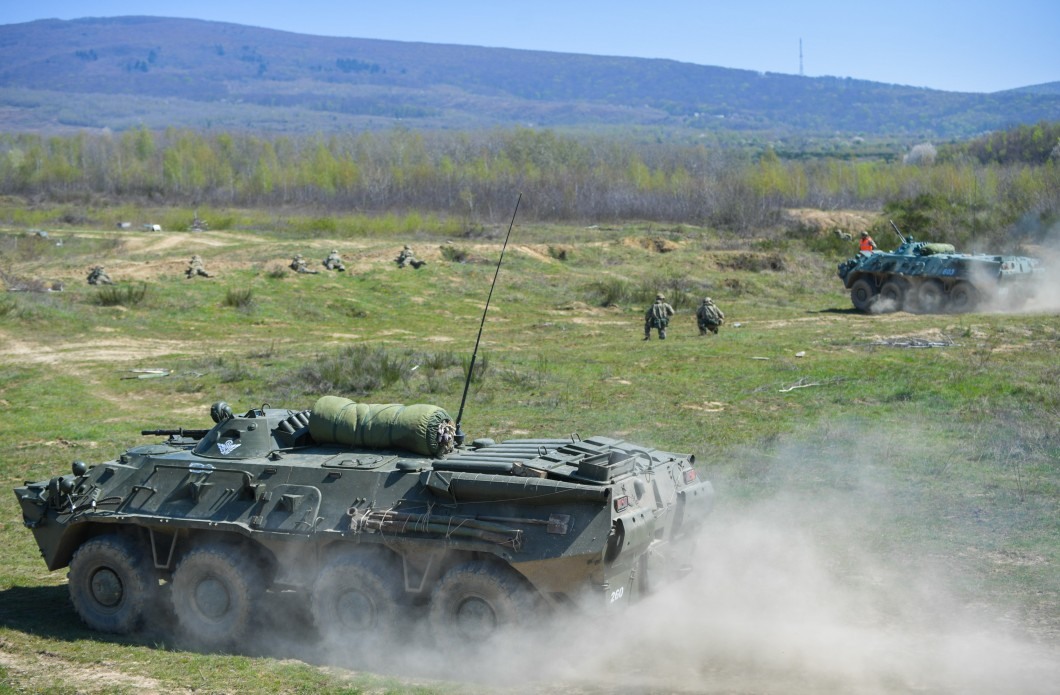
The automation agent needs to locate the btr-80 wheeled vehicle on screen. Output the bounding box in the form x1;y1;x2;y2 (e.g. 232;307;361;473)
837;223;1043;313
14;396;713;650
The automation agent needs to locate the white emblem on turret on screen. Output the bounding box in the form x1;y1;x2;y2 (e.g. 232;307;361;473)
217;439;241;455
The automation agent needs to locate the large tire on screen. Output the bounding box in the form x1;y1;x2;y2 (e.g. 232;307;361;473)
917;280;948;313
878;280;906;312
68;534;158;634
312;555;404;642
171;543;265;651
849;279;877;312
428;561;539;646
948;282;979;313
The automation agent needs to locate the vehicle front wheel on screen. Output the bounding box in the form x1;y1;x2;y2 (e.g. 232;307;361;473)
68;533;158;634
171;543;264;651
849;279;877;312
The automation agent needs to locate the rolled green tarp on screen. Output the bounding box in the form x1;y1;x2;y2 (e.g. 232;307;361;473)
921;242;956;255
309;395;456;457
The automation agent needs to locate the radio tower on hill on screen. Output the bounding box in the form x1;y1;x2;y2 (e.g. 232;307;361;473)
799;38;804;76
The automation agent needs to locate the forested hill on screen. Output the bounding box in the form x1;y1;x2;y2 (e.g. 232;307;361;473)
1;16;1058;138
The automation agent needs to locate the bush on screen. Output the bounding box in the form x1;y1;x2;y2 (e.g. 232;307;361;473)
277;345;416;398
223;287;255;310
95;283;147;307
585;277;632;307
440;245;470;263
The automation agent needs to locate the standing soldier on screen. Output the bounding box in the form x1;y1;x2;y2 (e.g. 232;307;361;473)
696;297;725;336
644;293;675;340
859;231;877;254
323;249;346;272
86;265;114;285
185;255;212;279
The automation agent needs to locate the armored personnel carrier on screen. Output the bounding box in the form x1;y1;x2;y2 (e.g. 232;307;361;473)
14;395;713;650
837;224;1042;313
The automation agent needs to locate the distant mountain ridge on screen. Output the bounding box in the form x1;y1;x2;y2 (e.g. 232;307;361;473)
1;16;1058;137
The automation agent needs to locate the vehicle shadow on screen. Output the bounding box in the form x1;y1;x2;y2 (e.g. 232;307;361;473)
0;583;316;656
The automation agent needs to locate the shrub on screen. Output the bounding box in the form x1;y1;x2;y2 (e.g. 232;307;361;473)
223;287;255;310
585;277;632;307
95;283;147;307
277;345;417;397
440;245;469;263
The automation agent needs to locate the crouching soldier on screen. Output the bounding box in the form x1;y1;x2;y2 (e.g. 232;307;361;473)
644;293;675;340
696;297;725;336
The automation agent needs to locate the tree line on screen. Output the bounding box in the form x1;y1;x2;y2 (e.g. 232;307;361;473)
0;125;1056;239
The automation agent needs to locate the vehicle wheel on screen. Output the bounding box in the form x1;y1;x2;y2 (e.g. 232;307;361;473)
68;534;158;634
948;282;979;313
171;543;264;651
878;280;906;312
849;279;877;312
428;561;539;646
312;555;404;641
916;280;947;313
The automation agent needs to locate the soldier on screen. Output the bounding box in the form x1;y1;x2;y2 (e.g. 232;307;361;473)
696;297;725;336
395;245;426;269
644;293;675;340
859;231;877;254
290;253;319;274
323;249;346;272
185;254;212;279
86;265;113;285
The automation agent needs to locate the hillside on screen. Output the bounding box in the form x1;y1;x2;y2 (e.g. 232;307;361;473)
0;220;1058;693
1;16;1059;137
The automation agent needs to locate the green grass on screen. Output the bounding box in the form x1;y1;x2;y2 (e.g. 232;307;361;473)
0;217;1057;692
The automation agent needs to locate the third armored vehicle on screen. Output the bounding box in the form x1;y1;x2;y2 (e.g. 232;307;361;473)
838;223;1042;313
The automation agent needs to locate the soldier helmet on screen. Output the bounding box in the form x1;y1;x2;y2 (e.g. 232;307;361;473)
656;293;665;300
403;244;411;250
861;231;869;237
331;249;338;254
704;297;712;303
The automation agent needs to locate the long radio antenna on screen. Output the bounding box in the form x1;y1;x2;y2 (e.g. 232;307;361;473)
453;193;521;446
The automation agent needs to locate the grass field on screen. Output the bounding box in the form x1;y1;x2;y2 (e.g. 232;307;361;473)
0;214;1057;694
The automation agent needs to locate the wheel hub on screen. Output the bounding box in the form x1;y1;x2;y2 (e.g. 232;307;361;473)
89;568;123;607
454;596;496;640
193;576;231;619
336;589;375;630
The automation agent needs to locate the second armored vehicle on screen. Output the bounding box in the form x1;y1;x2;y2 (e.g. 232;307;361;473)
838;224;1042;313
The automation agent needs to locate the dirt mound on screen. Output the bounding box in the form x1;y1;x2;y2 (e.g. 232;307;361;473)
784;208;876;236
621;236;680;253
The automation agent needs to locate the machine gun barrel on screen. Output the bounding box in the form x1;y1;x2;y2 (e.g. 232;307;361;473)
889;219;907;244
141;428;210;439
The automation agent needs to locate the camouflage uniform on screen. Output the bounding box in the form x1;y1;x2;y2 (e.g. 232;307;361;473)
395;245;426;269
290;254;319;274
644;294;675;340
323;250;346;272
696;297;725;336
185;255;212;279
86;266;113;285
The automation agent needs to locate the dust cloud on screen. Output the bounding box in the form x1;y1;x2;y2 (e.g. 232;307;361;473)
241;427;1058;694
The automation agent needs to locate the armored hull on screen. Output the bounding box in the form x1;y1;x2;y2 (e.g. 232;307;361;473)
14;397;712;650
837;239;1042;313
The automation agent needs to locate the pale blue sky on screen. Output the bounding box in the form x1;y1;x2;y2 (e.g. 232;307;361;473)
3;1;1057;93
